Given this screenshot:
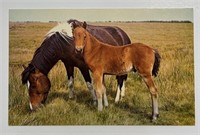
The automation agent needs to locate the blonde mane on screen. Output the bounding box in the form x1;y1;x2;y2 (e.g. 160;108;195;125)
45;22;72;38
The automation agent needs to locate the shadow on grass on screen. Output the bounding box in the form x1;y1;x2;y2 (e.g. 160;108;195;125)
46;89;97;111
40;86;153;121
114;101;152;120
47;91;69;103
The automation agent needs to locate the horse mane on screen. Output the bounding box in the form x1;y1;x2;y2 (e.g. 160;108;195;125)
46;22;73;38
31;32;73;75
67;19;83;28
36;32;73;56
21;64;35;84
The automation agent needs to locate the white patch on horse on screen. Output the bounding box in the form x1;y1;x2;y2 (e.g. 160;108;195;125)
86;82;97;101
29;102;33;111
115;81;125;103
27;81;30;89
121;81;125;98
126;64;133;72
45;22;73;38
115;86;121;103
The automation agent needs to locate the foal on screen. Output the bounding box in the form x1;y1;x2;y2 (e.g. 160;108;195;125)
73;22;161;120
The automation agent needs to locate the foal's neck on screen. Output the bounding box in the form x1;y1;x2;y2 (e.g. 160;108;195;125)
84;31;101;52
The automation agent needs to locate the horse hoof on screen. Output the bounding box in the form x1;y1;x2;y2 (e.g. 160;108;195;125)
151;114;159;122
98;106;103;111
93;100;97;106
69;91;75;99
104;102;109;107
69;95;74;99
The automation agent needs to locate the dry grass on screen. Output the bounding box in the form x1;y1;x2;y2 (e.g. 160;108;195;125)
9;22;194;125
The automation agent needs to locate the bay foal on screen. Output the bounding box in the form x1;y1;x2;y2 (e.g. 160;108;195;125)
73;22;161;120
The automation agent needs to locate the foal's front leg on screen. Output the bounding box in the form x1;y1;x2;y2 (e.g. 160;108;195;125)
93;72;105;111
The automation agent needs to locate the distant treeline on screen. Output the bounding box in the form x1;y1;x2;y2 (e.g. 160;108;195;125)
10;20;193;23
102;20;193;23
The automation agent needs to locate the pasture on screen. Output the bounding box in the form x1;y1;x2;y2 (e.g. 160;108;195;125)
9;21;194;125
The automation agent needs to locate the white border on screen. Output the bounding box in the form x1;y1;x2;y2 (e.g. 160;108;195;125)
1;0;200;135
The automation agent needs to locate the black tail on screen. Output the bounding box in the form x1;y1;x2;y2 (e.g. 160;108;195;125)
21;64;35;84
152;49;161;77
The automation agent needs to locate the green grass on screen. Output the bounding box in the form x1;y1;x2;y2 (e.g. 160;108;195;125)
9;22;194;125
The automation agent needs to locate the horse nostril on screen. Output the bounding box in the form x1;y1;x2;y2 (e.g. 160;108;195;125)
76;48;82;51
75;47;83;53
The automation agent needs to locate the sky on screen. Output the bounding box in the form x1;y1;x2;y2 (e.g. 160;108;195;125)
9;9;193;22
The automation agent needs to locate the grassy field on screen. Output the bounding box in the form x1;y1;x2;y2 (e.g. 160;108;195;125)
9;21;194;125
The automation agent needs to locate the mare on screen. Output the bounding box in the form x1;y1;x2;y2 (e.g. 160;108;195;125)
22;23;96;110
21;20;131;111
68;19;131;102
73;22;161;120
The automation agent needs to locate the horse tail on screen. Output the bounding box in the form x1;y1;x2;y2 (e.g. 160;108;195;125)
152;49;161;77
21;64;35;84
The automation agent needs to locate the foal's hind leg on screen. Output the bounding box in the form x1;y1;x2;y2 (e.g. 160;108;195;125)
142;74;159;120
115;75;127;103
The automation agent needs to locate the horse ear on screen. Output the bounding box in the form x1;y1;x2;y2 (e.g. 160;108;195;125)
83;21;87;29
22;64;27;69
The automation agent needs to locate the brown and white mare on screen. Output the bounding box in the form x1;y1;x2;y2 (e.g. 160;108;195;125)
73;22;161;120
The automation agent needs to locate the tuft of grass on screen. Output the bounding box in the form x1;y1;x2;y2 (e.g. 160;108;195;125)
9;22;194;125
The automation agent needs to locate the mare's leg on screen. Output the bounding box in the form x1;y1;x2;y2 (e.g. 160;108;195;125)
115;75;127;103
65;65;75;99
93;71;104;111
141;74;159;120
78;65;97;104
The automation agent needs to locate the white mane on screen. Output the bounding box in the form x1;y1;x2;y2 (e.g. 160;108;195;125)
45;22;73;38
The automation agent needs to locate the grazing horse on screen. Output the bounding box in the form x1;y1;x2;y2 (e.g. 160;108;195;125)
72;22;161;120
22;23;97;110
68;19;131;102
21;20;131;111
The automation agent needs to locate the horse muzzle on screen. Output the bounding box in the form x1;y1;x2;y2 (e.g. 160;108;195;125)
75;47;83;54
29;102;44;111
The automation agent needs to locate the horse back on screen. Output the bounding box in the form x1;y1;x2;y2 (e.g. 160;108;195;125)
87;25;131;46
104;26;131;45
